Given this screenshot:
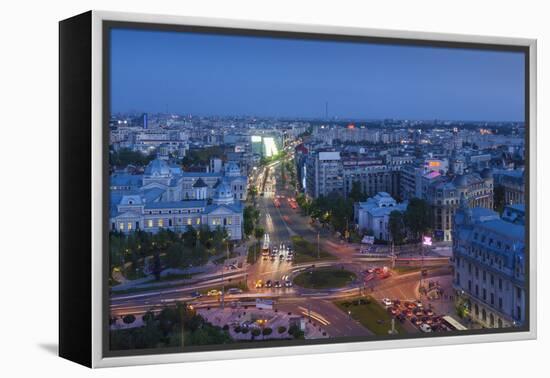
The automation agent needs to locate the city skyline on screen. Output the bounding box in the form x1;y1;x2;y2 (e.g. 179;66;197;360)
110;28;525;122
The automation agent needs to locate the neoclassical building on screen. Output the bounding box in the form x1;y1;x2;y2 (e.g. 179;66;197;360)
109;158;247;240
111;158;248;202
354;192;408;241
110;180;243;240
426;169;494;241
452;199;525;328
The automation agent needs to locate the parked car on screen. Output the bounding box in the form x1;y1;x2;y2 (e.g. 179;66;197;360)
284;280;293;287
265;280;273;288
382;298;393;307
419;323;433;333
274;281;282;288
227;288;243;294
397;313;407;323
190;291;202;298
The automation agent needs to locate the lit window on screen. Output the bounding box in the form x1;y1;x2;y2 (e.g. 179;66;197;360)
158;219;164;227
212;217;221;225
227;217;232;225
196;218;201;225
119;222;124;231
147;220;153;228
127;223;132;231
187;218;192;225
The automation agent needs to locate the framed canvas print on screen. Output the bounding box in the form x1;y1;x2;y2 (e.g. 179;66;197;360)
59;10;537;368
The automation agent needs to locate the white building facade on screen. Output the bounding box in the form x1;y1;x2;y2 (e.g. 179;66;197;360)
354;192;408;241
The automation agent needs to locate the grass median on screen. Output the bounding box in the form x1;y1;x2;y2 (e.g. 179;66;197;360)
294;267;356;289
291;235;335;263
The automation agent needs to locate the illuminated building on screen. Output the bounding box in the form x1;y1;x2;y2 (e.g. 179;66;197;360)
453;201;525;328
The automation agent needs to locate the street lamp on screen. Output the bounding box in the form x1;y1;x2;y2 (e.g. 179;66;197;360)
317;232;320;259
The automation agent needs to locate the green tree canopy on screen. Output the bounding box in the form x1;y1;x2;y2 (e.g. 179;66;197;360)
404;198;432;239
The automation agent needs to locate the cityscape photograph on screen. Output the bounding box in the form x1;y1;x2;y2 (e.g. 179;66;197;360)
107;27;527;352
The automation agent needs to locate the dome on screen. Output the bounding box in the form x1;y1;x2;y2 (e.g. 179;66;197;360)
144;158;171;177
224;161;241;177
480;168;493;179
213;180;234;205
452;174;468;188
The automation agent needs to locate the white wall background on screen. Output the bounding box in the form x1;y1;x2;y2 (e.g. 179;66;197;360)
0;0;546;376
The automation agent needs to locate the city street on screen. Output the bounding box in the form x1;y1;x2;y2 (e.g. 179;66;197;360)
110;156;456;338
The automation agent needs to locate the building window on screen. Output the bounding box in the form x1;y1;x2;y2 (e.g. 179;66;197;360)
499;297;503;309
147;220;153;228
212;217;221;226
196;218;201;225
158;219;164;228
187;218;192;225
227;217;232;225
119;222;124;231
127;222;132;231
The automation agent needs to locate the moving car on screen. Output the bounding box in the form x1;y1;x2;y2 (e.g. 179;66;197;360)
227;288;243;294
284;280;293;287
255;280;263;288
274;280;282;288
265;280;273;288
207;289;222;296
190;291;202;298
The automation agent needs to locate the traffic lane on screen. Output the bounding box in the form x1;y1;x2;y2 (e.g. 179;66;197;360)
276;299;372;338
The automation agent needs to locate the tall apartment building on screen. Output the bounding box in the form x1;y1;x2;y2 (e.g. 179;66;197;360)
305;151;344;198
342;157;400;199
452;202;525;328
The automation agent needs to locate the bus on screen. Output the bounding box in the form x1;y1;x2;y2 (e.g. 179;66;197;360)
261;233;270;257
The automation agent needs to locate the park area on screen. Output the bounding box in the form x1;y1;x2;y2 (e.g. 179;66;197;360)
334;296;406;335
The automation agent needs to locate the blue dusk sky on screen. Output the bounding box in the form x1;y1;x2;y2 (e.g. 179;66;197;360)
110;28;525;122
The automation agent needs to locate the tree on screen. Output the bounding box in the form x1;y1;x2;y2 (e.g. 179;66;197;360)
254;227;265;243
152;249;162;281
404;198;431;241
493;185;505;214
388;211;406;245
182;226;198;248
122;314;136;324
165;242;184;269
349;181;365;202
243;206;259;238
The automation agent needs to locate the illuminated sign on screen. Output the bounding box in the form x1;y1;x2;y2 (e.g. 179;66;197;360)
251;135;262;143
422;236;432;246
